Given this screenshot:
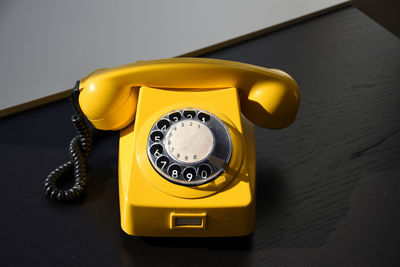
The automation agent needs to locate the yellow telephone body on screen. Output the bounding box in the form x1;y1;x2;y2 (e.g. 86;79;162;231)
78;58;300;237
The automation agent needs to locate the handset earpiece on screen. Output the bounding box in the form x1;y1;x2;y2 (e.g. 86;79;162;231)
239;72;300;129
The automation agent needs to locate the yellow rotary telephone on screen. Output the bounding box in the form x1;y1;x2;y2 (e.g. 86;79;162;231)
46;58;300;237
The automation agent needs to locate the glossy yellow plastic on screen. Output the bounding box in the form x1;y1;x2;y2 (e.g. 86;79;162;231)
78;57;300;130
119;86;256;236
76;58;301;237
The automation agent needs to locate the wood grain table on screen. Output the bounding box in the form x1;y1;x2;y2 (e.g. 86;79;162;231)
1;6;399;266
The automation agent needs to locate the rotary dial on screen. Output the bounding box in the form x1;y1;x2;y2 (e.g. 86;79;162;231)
146;108;231;186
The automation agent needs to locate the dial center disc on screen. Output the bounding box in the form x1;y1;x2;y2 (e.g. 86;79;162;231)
164;120;214;163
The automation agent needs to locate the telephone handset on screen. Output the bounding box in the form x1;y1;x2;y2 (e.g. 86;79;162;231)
78;58;299;130
46;58;300;237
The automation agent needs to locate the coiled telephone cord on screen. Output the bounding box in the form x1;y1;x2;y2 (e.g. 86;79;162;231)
44;114;93;203
44;81;95;203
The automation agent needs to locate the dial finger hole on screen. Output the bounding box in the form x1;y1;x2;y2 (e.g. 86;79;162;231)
198;164;212;179
183;167;196;181
156;156;170;170
157;119;170;130
168;164;181;179
183;110;196;119
168;112;182;122
198;112;210;123
150;131;163;142
150;144;163;157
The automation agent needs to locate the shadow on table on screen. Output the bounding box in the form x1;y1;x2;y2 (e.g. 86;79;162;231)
141;234;253;250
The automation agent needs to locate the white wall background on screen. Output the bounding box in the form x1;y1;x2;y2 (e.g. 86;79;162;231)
0;0;346;113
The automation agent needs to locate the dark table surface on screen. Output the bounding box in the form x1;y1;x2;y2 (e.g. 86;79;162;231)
1;5;399;267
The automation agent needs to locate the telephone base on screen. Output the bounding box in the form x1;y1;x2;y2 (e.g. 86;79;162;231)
118;86;256;237
121;204;255;237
